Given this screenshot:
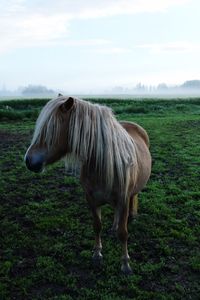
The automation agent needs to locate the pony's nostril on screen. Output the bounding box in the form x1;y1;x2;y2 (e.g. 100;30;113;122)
25;154;44;172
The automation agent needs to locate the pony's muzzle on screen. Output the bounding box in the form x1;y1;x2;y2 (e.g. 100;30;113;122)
25;154;44;173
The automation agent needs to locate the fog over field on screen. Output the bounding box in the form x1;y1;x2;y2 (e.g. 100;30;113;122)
1;80;200;100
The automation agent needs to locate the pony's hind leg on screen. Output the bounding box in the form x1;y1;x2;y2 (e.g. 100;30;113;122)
117;201;132;275
129;194;138;218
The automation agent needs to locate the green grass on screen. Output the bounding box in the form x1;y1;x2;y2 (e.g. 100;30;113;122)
0;97;200;121
0;98;200;299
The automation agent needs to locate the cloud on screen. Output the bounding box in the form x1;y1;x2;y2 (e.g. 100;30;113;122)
135;41;200;54
24;0;190;19
62;39;110;47
0;1;71;53
0;0;26;16
70;0;190;19
0;0;191;54
92;47;131;55
0;13;71;53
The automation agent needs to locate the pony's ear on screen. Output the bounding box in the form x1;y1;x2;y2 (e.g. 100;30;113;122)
58;93;63;97
60;97;75;112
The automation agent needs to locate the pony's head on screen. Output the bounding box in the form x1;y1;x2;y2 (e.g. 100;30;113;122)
25;94;138;196
25;95;75;172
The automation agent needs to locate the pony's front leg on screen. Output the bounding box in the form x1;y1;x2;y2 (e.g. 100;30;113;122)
86;195;103;265
117;202;132;275
92;206;103;265
111;207;119;232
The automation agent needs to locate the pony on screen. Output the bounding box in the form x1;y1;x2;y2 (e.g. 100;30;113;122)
25;95;151;274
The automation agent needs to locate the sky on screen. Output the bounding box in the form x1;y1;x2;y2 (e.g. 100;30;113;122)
0;0;200;93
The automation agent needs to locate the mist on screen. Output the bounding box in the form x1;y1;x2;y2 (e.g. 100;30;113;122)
0;80;200;99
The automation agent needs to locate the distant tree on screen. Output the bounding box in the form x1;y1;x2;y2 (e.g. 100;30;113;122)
148;85;156;92
157;83;168;90
181;80;200;89
135;83;147;92
112;86;124;93
22;84;55;95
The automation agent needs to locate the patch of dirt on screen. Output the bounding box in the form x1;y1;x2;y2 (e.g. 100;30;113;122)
0;129;30;149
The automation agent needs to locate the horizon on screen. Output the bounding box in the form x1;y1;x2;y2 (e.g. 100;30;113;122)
1;80;200;97
1;0;200;93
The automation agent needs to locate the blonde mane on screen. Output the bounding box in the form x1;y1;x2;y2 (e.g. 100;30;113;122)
31;97;67;148
32;97;138;196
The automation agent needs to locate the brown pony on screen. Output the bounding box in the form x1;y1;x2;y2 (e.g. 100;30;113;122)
25;95;151;274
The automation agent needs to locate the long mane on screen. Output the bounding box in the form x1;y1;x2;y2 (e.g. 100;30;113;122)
32;97;138;197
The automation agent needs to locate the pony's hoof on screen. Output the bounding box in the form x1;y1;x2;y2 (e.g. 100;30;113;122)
92;253;103;267
121;264;133;275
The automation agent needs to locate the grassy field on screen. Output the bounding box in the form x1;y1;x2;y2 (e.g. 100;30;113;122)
0;98;200;300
